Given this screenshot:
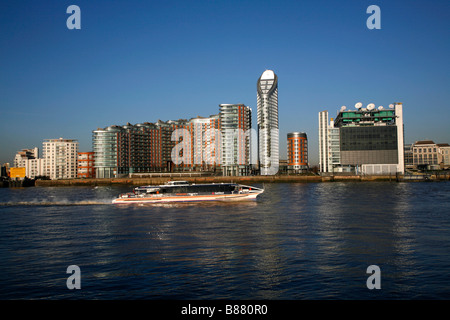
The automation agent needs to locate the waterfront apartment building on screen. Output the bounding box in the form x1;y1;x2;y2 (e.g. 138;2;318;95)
319;103;405;175
43;138;79;179
156;119;191;172
318;112;341;173
92;126;120;178
1;163;9;178
440;146;450;168
93;121;188;178
412;140;438;168
24;158;46;179
287;132;308;173
12;148;46;179
404;144;414;169
257;70;279;175
77;152;95;178
13;148;39;168
161;116;222;172
220;104;252;176
190;115;221;171
93;115;226;178
318;111;329;173
93;123;164;178
412;140;450;169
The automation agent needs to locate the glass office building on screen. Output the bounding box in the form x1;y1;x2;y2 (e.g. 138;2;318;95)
318;103;405;174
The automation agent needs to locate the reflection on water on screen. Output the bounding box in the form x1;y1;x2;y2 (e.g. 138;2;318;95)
0;182;450;299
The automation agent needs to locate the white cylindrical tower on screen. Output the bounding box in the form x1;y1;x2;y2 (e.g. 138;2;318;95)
257;70;279;175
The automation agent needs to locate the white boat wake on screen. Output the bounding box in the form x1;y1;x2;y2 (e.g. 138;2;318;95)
0;200;112;206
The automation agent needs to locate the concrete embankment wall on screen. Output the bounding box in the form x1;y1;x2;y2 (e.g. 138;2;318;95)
34;175;408;187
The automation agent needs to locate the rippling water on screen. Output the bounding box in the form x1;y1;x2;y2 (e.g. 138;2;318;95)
1;182;449;300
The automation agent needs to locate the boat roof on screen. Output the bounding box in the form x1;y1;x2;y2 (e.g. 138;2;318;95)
162;182;237;187
135;182;239;189
165;181;189;185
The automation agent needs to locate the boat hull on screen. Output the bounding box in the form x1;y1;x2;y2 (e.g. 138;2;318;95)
112;191;261;204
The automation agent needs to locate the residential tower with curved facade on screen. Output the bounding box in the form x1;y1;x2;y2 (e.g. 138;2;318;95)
257;70;279;175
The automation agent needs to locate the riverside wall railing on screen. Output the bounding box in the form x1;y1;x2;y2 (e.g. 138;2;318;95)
32;173;450;186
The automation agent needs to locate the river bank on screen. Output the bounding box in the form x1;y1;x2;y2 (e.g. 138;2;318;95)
33;174;450;187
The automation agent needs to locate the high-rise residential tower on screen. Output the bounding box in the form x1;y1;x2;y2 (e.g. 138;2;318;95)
257;70;279;175
219;104;252;176
190;115;221;171
287;132;308;173
43;138;79;179
318;111;329;173
318;112;341;173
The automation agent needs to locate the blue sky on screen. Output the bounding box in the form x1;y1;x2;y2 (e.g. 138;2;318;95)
1;0;449;165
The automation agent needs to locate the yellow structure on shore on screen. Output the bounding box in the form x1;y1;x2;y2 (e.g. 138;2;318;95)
9;167;26;179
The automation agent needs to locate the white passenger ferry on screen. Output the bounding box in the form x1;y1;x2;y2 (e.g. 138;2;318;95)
112;180;264;204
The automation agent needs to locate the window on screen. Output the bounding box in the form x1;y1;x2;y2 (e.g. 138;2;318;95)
340;126;397;151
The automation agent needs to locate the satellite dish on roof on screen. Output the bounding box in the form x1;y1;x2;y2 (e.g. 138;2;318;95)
367;103;375;110
389;104;394;108
378;106;384;110
340;106;347;111
355;102;362;109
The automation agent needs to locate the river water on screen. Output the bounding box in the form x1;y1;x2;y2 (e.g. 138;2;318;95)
0;181;449;300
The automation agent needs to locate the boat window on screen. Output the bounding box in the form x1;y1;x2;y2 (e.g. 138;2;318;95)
158;184;237;194
171;186;188;193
